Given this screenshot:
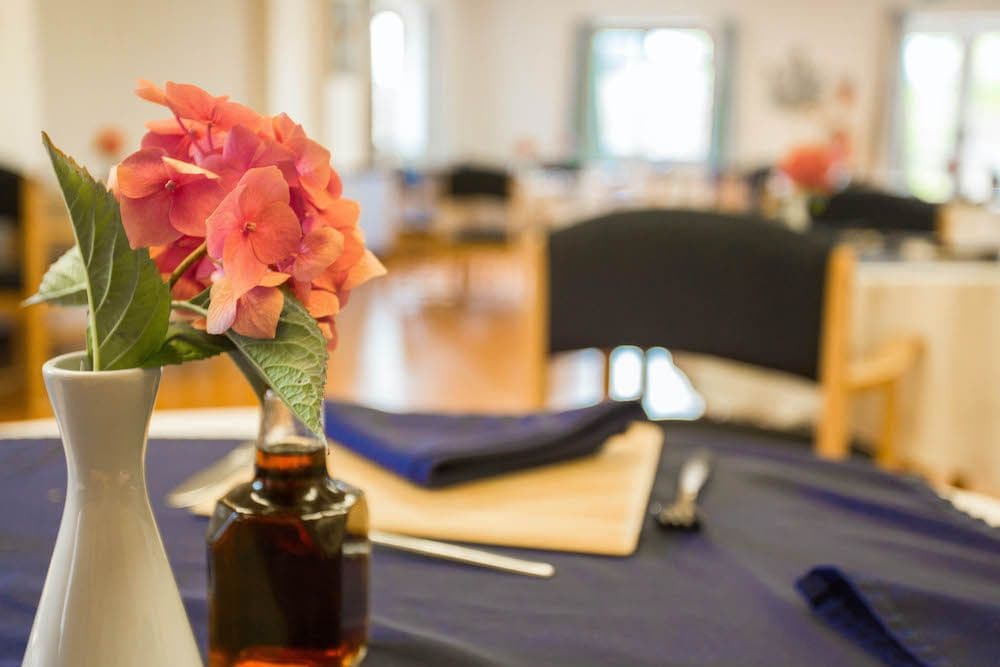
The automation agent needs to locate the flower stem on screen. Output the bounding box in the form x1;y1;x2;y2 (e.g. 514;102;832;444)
168;241;208;289
170;300;208;316
173;112;190;137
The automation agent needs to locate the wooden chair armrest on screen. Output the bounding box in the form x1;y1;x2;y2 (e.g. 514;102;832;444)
848;336;922;391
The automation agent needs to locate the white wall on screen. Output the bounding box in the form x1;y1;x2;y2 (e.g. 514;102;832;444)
0;0;43;172
6;0;999;176
437;0;885;167
25;0;264;174
438;0;1000;173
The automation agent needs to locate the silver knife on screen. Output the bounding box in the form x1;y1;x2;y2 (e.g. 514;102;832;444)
370;530;555;578
166;442;255;509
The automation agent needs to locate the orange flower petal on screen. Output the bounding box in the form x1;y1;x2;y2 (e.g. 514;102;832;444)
319;197;360;227
206;278;238;334
260;271;291;287
342;249;387;291
305;289;340;319
169;178;225;237
293;226;343;282
206;191;243;259
135;79;167;105
236;166;290;219
120;192;180;249
223;232;268;297
249;201;302;265
116;148;168;199
162;156;219;179
232;287;284;338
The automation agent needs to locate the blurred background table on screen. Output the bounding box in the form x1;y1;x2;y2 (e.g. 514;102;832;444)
852;260;1000;491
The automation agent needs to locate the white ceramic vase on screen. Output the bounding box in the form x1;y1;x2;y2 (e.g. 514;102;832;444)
22;351;203;667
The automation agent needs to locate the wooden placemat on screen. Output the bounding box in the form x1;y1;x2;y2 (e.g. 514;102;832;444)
195;421;663;556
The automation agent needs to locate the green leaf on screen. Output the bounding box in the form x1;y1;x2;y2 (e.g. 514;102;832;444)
43;133;171;370
23;246;87;306
189;290;328;437
142;322;232;367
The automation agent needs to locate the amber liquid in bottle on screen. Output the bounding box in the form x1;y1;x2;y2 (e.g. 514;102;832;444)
207;437;370;667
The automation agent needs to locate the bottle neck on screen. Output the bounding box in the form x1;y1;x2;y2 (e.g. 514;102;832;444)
253;391;328;499
253;439;327;498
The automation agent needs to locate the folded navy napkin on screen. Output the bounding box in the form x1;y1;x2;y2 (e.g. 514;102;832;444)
797;566;1000;667
323;399;647;487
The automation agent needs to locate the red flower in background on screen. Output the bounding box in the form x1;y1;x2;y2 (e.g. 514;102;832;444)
112;79;385;348
93;126;125;159
779;143;842;194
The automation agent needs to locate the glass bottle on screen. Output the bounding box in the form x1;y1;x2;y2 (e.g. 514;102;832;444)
207;391;370;667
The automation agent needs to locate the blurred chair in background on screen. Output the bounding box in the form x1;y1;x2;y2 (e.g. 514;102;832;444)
0;167;50;418
410;164;527;308
535;209;921;464
813;184;1000;259
438;164;516;244
813;184;939;235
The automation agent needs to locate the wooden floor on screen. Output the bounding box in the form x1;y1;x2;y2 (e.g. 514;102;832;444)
1;243;580;420
325;243;587;412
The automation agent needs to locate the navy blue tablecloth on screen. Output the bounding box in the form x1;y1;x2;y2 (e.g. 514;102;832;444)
2;422;998;666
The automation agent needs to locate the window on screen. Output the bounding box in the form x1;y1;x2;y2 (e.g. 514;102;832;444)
369;1;428;163
583;26;717;163
896;13;1000;202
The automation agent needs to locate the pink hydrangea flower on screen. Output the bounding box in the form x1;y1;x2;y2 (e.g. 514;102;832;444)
207;271;289;338
205;166;301;298
114;79;385;348
116;148;224;248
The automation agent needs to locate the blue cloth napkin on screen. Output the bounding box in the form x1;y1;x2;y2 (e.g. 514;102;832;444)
797;566;1000;667
324;399;647;487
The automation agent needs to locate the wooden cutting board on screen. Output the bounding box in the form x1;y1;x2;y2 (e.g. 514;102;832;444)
194;421;663;556
328;421;663;556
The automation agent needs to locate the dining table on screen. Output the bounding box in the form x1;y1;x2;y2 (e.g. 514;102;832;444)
2;407;999;666
851;259;1000;494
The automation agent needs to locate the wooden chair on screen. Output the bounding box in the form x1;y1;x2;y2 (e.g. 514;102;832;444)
426;165;528;306
436;165;518;243
528;209;921;466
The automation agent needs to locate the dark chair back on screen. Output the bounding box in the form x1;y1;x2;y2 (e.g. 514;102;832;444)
0;168;23;289
813;186;938;234
444;165;511;200
547;209;836;380
744;166;773;214
0;168;19;219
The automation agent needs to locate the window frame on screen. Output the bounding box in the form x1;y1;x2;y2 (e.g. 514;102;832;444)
892;10;1000;201
368;0;430;165
576;18;731;169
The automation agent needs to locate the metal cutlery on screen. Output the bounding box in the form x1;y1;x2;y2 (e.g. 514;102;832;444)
370;531;555;578
653;449;712;531
166;442;255;509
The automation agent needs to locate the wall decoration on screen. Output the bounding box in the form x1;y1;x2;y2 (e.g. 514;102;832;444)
767;47;825;111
